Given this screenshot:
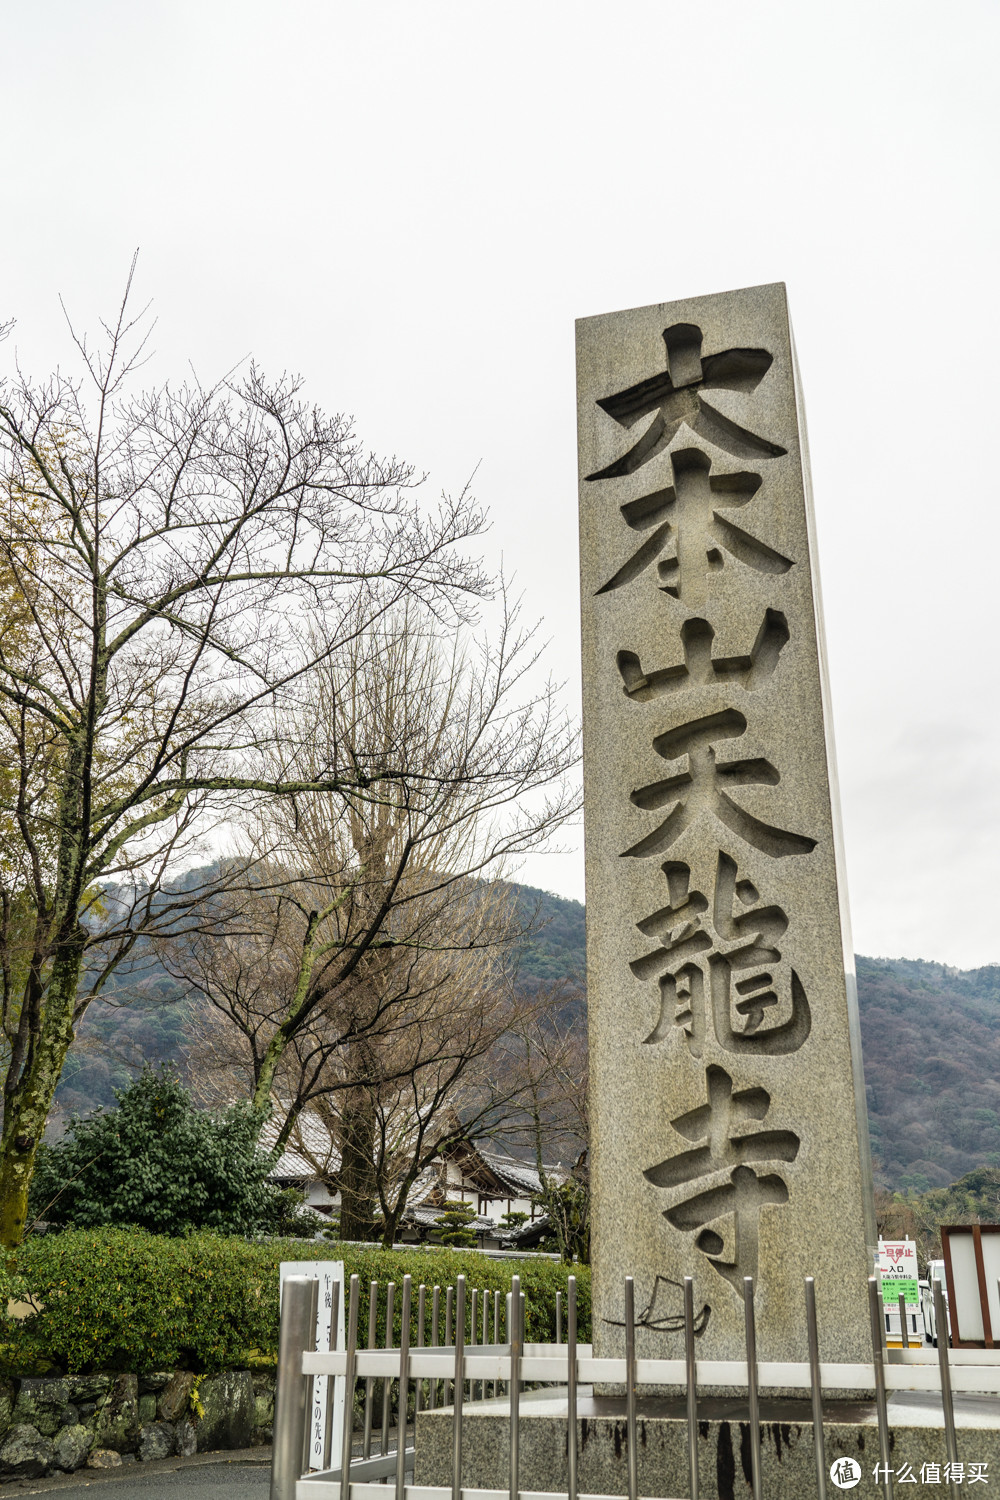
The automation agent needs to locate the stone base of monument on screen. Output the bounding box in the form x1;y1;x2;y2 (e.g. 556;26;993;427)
414;1389;1000;1500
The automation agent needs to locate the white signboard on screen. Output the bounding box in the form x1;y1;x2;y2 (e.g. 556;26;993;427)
877;1238;919;1309
280;1260;345;1474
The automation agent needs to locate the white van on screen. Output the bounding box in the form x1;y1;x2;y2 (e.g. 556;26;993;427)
921;1259;950;1346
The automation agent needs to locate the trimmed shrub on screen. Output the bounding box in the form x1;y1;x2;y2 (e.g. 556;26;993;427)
3;1229;591;1375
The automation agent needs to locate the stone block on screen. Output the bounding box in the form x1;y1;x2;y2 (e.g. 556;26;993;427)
13;1376;76;1437
194;1370;254;1451
65;1374;112;1404
576;283;876;1368
138;1421;175;1462
87;1447;122;1468
53;1423;93;1472
138;1393;156;1422
175;1415;197;1456
93;1372;139;1453
157;1369;195;1423
0;1422;55;1477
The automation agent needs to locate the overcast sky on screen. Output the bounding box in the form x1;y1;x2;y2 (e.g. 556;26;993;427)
3;1;998;966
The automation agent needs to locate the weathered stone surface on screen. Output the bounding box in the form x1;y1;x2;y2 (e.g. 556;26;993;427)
93;1372;139;1452
576;283;876;1367
175;1415;197;1457
138;1371;172;1393
0;1422;55;1477
53;1423;93;1472
138;1421;175;1462
12;1377;76;1437
157;1369;195;1423
87;1447;123;1468
65;1374;112;1404
253;1391;274;1429
195;1371;254;1451
138;1393;156;1423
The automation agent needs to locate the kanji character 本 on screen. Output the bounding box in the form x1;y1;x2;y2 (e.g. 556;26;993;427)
630;852;811;1059
644;1064;800;1291
586;323;787;482
597;448;792;609
623;708;817;862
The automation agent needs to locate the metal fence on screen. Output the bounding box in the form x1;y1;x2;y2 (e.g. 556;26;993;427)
270;1270;988;1500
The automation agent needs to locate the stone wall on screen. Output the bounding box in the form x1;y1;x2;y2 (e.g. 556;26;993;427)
0;1368;275;1479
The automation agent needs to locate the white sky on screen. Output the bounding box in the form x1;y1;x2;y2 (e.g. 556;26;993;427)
3;0;998;966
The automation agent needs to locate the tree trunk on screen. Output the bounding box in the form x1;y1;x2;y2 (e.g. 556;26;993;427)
0;943;82;1248
338;1084;378;1242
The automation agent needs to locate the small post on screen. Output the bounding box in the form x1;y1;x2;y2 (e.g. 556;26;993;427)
898;1290;909;1351
509;1275;522;1500
270;1275;318;1500
339;1275;360;1500
396;1276;412;1500
683;1277;699;1500
804;1278;827;1500
934;1280;959;1500
446;1286;455;1408
363;1280;378;1459
321;1277;341;1472
452;1276;467;1500
415;1284;426;1421
556;1290;563;1346
430;1286;441;1410
482;1287;490;1400
624;1277;638;1500
381;1282;396;1459
743;1277;762;1500
494;1289;502;1398
567;1275;578;1500
868;1276;894;1500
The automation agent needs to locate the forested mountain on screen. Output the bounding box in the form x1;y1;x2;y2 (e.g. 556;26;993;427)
53;882;1000;1195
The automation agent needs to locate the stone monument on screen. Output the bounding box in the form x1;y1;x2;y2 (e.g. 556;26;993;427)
577;282;876;1366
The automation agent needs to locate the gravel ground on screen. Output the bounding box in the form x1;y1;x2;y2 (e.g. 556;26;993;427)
0;1450;271;1498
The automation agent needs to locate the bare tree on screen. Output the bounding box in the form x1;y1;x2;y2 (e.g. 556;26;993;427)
0;270;490;1245
168;595;579;1233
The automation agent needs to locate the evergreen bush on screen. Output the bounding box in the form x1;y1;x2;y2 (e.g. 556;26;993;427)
3;1230;591;1374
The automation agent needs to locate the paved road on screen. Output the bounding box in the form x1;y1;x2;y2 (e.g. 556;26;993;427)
0;1454;271;1498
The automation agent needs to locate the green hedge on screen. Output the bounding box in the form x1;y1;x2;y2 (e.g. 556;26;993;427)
2;1229;591;1375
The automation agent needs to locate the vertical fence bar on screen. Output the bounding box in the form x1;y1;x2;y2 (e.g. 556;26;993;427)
431;1286;441;1410
683;1277;699;1500
381;1282;396;1460
339;1275;360;1500
452;1277;467;1500
804;1278;827;1500
567;1276;578;1500
494;1290;502;1398
446;1287;455;1409
415;1285;426;1421
482;1288;490;1400
743;1277;762;1500
322;1278;341;1473
470;1287;479;1406
898;1290;908;1351
270;1276;318;1500
624;1277;638;1500
868;1276;894;1500
363;1280;378;1459
509;1274;522;1500
396;1276;412;1500
934;1280;959;1500
556;1290;563;1346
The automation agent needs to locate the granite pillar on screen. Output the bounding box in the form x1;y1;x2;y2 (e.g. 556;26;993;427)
577;282;876;1367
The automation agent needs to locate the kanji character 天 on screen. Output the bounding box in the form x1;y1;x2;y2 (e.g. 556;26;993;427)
586;323;786;482
644;1064;800;1291
623;708;817;862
